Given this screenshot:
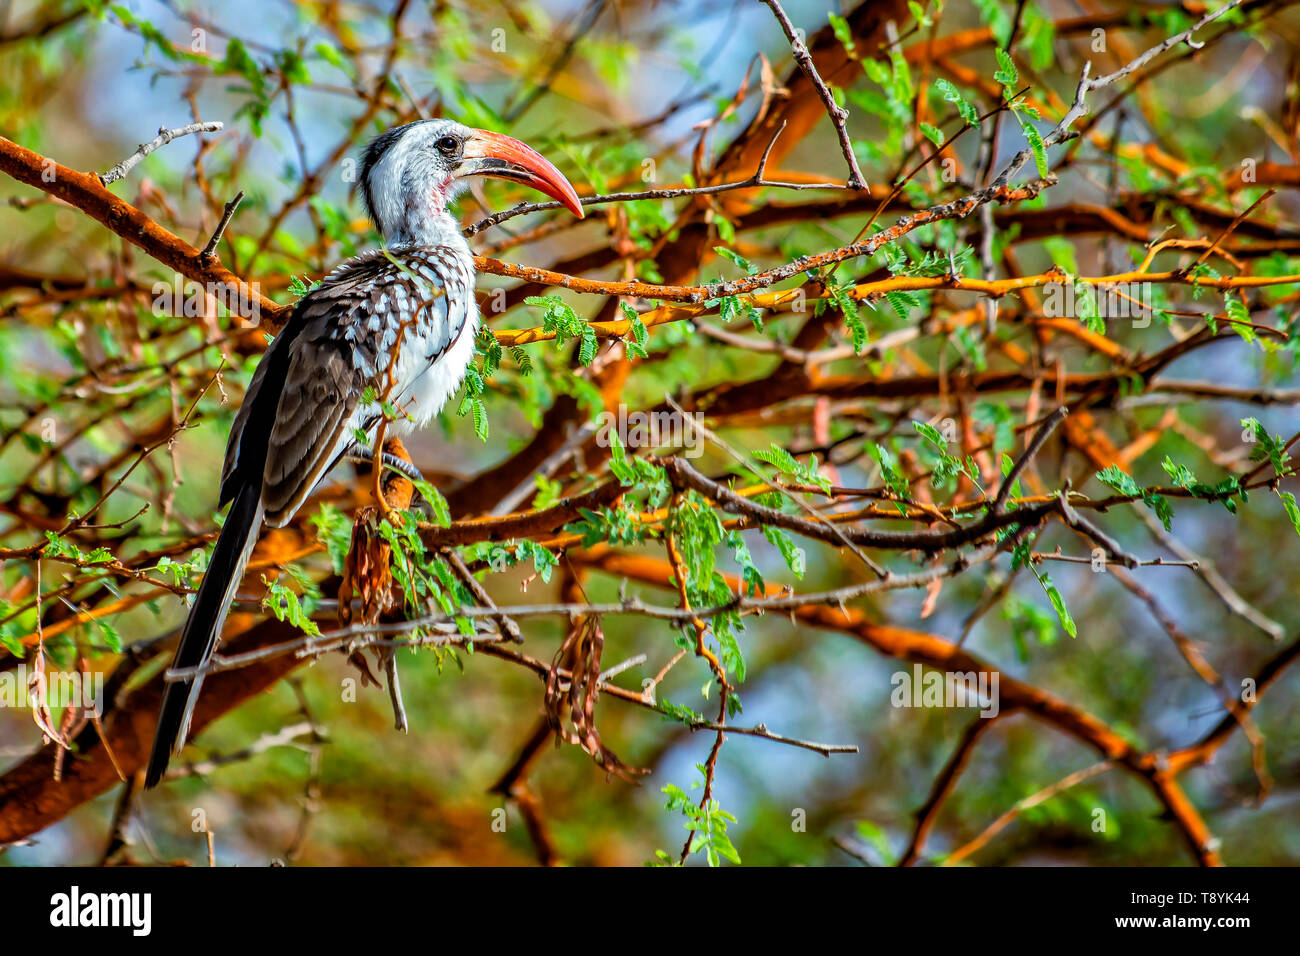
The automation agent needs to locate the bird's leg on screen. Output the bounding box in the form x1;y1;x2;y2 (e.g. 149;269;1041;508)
345;438;433;517
344;443;428;487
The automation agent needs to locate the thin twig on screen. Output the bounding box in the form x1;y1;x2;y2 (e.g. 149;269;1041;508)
1136;508;1284;641
447;549;524;643
993;406;1068;513
200;190;244;260
665;395;887;577
168;722;319;779
942;761;1114;865
759;0;866;189
985;0;1244;192
463;121;842;236
99;122;223;185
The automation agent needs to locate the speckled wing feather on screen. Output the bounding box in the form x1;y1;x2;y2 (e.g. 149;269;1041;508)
261;335;360;524
220;247;473;527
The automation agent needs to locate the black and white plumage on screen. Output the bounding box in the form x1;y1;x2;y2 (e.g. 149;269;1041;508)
229;245;479;526
145;119;583;787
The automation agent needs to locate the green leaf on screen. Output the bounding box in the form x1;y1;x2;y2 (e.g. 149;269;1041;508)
1243;418;1292;477
1096;464;1140;498
310;504;353;574
1097;464;1174;530
314;41;350;74
828;12;856;55
935;77;979;125
884;289;918;322
753;443;799;474
93;618;122;654
1030;566;1076;638
472;398;489;441
578;325;598;365
714;246;757;275
620;301;649;358
1224;293;1256;346
1278;490;1300;538
1020;117;1049;177
871;442;911;513
914;421;946;448
829;285;869;352
994;48;1019;89
411;478;451;527
762;525;806;578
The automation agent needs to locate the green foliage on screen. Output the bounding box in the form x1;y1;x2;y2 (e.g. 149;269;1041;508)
667;492;751;680
913;421;978;492
1161;457;1244;515
1224;293;1256;346
935;77;979;126
525;294;598;367
871;441;912;514
752;443;832;495
827;13;856;57
825;283;870;352
715;294;764;333
653;766;741;867
1096;465;1174;531
262;567;320;637
994;48;1019;90
1243;418;1293;477
1011;536;1076;639
619;301;650;358
310;504;353;574
1002;593;1061;661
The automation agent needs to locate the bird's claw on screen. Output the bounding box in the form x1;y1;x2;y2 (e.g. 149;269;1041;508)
345;444;434;517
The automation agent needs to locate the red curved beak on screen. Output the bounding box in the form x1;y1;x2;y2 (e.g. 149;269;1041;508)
461;129;585;218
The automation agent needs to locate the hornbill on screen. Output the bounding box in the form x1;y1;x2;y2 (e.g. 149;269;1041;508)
144;120;584;788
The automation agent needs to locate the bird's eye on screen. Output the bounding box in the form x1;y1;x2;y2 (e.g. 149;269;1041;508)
435;136;459;155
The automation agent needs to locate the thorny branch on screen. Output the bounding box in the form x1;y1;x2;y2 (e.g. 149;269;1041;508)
98;121;224;186
759;0;867;190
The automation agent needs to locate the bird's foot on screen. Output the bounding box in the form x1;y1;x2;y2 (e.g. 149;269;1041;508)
346;444;428;485
345;444;433;517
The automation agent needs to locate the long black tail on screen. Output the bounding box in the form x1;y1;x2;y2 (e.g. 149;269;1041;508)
145;482;264;788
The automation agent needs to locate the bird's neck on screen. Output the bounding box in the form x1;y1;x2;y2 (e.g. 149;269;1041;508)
386;204;464;250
